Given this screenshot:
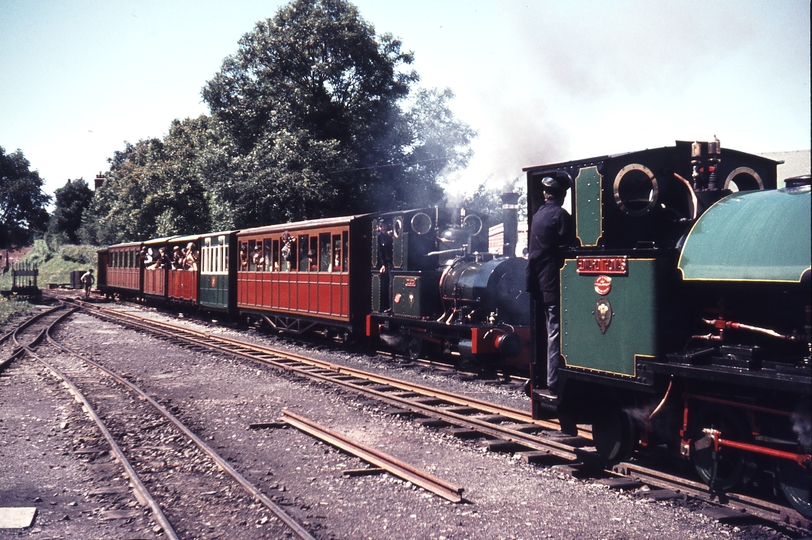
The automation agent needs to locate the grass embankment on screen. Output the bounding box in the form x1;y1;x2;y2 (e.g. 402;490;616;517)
0;240;99;325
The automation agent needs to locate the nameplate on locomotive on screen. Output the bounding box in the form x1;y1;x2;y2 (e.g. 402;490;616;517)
576;256;628;276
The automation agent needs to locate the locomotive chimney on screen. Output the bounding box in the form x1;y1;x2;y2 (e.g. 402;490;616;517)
501;192;520;257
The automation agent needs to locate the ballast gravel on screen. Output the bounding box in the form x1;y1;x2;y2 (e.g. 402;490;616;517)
0;301;800;539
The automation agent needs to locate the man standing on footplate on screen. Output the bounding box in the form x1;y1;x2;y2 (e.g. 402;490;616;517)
526;176;574;396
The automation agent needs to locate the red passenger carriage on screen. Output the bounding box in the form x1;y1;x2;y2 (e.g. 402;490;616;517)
99;242;142;297
236;215;373;336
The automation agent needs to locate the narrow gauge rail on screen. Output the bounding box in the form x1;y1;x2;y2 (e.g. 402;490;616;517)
70;297;812;530
6;303;316;540
9;304;179;539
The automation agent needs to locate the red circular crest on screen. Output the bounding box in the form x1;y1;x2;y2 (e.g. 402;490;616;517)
594;275;612;295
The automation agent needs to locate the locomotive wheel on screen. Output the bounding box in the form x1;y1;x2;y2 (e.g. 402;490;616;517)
691;405;747;492
406;337;423;360
591;404;637;462
777;459;812;519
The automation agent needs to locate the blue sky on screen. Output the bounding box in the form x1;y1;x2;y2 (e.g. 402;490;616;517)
1;0;809;199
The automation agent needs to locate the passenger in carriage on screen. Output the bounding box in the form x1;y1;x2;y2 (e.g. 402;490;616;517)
240;244;249;270
148;247;170;269
280;232;295;263
158;247;171;269
252;243;265;271
172;246;184;269
183;242;199;271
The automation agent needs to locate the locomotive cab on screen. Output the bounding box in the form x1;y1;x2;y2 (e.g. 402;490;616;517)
526;144;812;519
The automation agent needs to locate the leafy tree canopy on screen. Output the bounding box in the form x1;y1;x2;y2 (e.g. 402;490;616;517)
80;118;215;245
83;0;475;243
202;0;474;225
0;146;50;249
48;178;93;244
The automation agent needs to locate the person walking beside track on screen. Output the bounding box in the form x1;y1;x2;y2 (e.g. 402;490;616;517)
80;268;95;299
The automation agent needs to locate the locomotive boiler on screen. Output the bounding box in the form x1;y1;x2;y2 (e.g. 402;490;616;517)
526;140;811;519
367;194;531;371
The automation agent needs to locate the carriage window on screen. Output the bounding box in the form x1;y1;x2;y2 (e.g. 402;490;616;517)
298;235;309;272
263;239;271;272
239;241;248;271
272;240;280;271
309;236;319;271
342;231;349;272
332;235;341;272
319;233;331;272
202;238;210;273
247;240;256;271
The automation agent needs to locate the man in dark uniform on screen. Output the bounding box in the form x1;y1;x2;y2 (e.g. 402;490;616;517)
376;218;394;312
527;177;574;395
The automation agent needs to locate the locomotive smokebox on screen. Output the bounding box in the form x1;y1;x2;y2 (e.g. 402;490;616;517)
501;192;520;258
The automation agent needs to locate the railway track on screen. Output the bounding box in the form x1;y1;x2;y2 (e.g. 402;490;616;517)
67;297;811;532
4;302;316;539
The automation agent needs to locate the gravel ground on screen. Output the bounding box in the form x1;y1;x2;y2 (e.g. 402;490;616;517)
0;300;803;539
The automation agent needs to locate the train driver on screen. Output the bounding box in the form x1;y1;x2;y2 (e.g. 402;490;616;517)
527;176;574;396
376;218;394;312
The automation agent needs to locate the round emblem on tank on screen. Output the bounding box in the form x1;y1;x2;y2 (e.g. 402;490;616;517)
595;297;612;334
594;275;612;295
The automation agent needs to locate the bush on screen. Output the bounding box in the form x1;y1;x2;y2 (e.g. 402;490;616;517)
22;239;54;266
59;244;98;265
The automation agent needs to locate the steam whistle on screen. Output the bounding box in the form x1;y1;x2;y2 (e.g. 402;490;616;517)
690;137;722;192
691;141;704;191
708;135;722;191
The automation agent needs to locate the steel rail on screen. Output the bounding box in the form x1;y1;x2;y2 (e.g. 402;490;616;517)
75;301;587;461
14;306;180;540
614;462;810;528
282;410;465;503
73;299;810;529
2;303;67;370
40;321;318;540
75;300;572;432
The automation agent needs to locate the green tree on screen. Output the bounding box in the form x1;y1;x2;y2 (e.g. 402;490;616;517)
81;119;215;244
463;180;527;225
392;88;476;210
48;178;93;244
0;146;50;249
202;0;473;224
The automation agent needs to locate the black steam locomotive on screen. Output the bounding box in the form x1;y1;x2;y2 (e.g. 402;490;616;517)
525;140;811;519
366;195;532;372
